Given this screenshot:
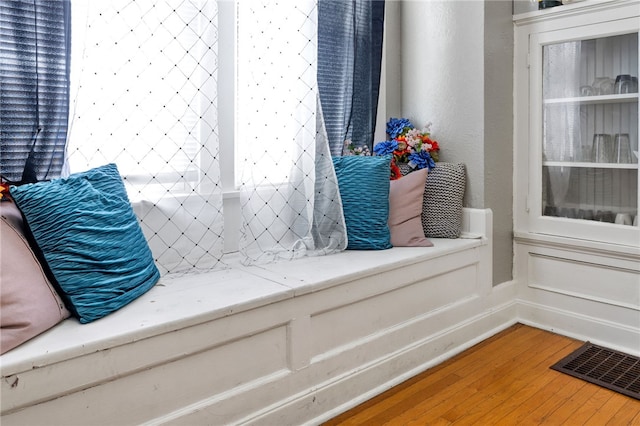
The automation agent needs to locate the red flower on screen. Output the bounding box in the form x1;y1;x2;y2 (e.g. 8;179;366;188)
390;160;402;181
0;182;10;200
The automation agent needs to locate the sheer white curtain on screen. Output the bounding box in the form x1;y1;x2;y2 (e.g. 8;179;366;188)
67;0;346;273
67;0;222;275
236;1;347;264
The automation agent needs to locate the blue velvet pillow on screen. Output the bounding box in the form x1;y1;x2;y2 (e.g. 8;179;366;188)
332;155;392;250
10;163;160;324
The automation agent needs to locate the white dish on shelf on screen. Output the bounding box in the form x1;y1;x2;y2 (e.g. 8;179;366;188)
634;150;638;160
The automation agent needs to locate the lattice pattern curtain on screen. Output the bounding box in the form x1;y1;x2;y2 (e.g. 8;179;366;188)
0;0;71;184
318;0;385;156
67;0;223;274
67;0;347;272
236;1;347;264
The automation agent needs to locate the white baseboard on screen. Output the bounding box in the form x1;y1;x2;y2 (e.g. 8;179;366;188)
517;299;640;357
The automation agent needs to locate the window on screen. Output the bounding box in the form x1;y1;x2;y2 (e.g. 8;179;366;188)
2;0;383;273
67;0;219;199
66;0;347;272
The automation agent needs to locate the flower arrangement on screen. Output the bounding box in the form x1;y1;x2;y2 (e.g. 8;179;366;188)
374;118;440;180
342;118;440;180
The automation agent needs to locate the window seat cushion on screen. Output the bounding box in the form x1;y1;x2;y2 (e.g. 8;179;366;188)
0;236;483;377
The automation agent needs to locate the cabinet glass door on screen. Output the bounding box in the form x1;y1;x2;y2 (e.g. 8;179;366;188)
540;31;639;233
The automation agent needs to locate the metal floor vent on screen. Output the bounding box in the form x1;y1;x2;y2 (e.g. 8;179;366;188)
551;342;640;400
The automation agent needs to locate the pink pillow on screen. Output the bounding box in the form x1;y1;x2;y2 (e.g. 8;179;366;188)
388;168;433;247
1;200;70;354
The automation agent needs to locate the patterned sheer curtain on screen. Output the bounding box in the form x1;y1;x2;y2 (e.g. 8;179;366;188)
67;0;222;275
67;0;346;273
236;1;347;264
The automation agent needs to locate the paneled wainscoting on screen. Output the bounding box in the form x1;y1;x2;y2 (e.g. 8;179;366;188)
2;209;516;425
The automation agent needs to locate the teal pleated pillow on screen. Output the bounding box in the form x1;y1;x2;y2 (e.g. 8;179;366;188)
332;155;392;250
10;163;160;324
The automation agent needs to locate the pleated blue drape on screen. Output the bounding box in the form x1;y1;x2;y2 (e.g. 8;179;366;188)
318;0;385;156
0;0;71;184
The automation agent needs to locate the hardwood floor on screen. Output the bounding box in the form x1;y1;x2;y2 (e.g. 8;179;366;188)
322;324;640;426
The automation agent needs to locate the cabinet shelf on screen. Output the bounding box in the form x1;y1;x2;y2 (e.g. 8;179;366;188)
543;161;638;169
543;93;638;105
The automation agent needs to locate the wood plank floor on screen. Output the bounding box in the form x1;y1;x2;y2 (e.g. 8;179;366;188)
322;323;640;426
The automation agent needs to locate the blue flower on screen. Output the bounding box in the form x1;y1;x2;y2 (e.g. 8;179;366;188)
386;118;413;139
373;140;398;156
408;151;436;170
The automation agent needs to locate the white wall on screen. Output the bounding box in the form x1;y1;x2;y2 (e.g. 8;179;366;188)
483;1;515;286
384;0;514;285
401;1;486;209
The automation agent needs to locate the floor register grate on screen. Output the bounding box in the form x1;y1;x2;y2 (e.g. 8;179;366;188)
551;342;640;400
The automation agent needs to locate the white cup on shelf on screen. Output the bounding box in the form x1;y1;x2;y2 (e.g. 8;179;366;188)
592;77;614;95
580;85;595;96
613;134;633;164
591;134;612;163
615;213;632;226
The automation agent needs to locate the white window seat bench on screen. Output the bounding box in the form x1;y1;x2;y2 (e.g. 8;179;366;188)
1;208;517;426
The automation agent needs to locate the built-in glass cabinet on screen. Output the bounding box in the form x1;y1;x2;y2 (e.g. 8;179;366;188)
520;4;640;247
542;33;638;221
513;0;640;357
